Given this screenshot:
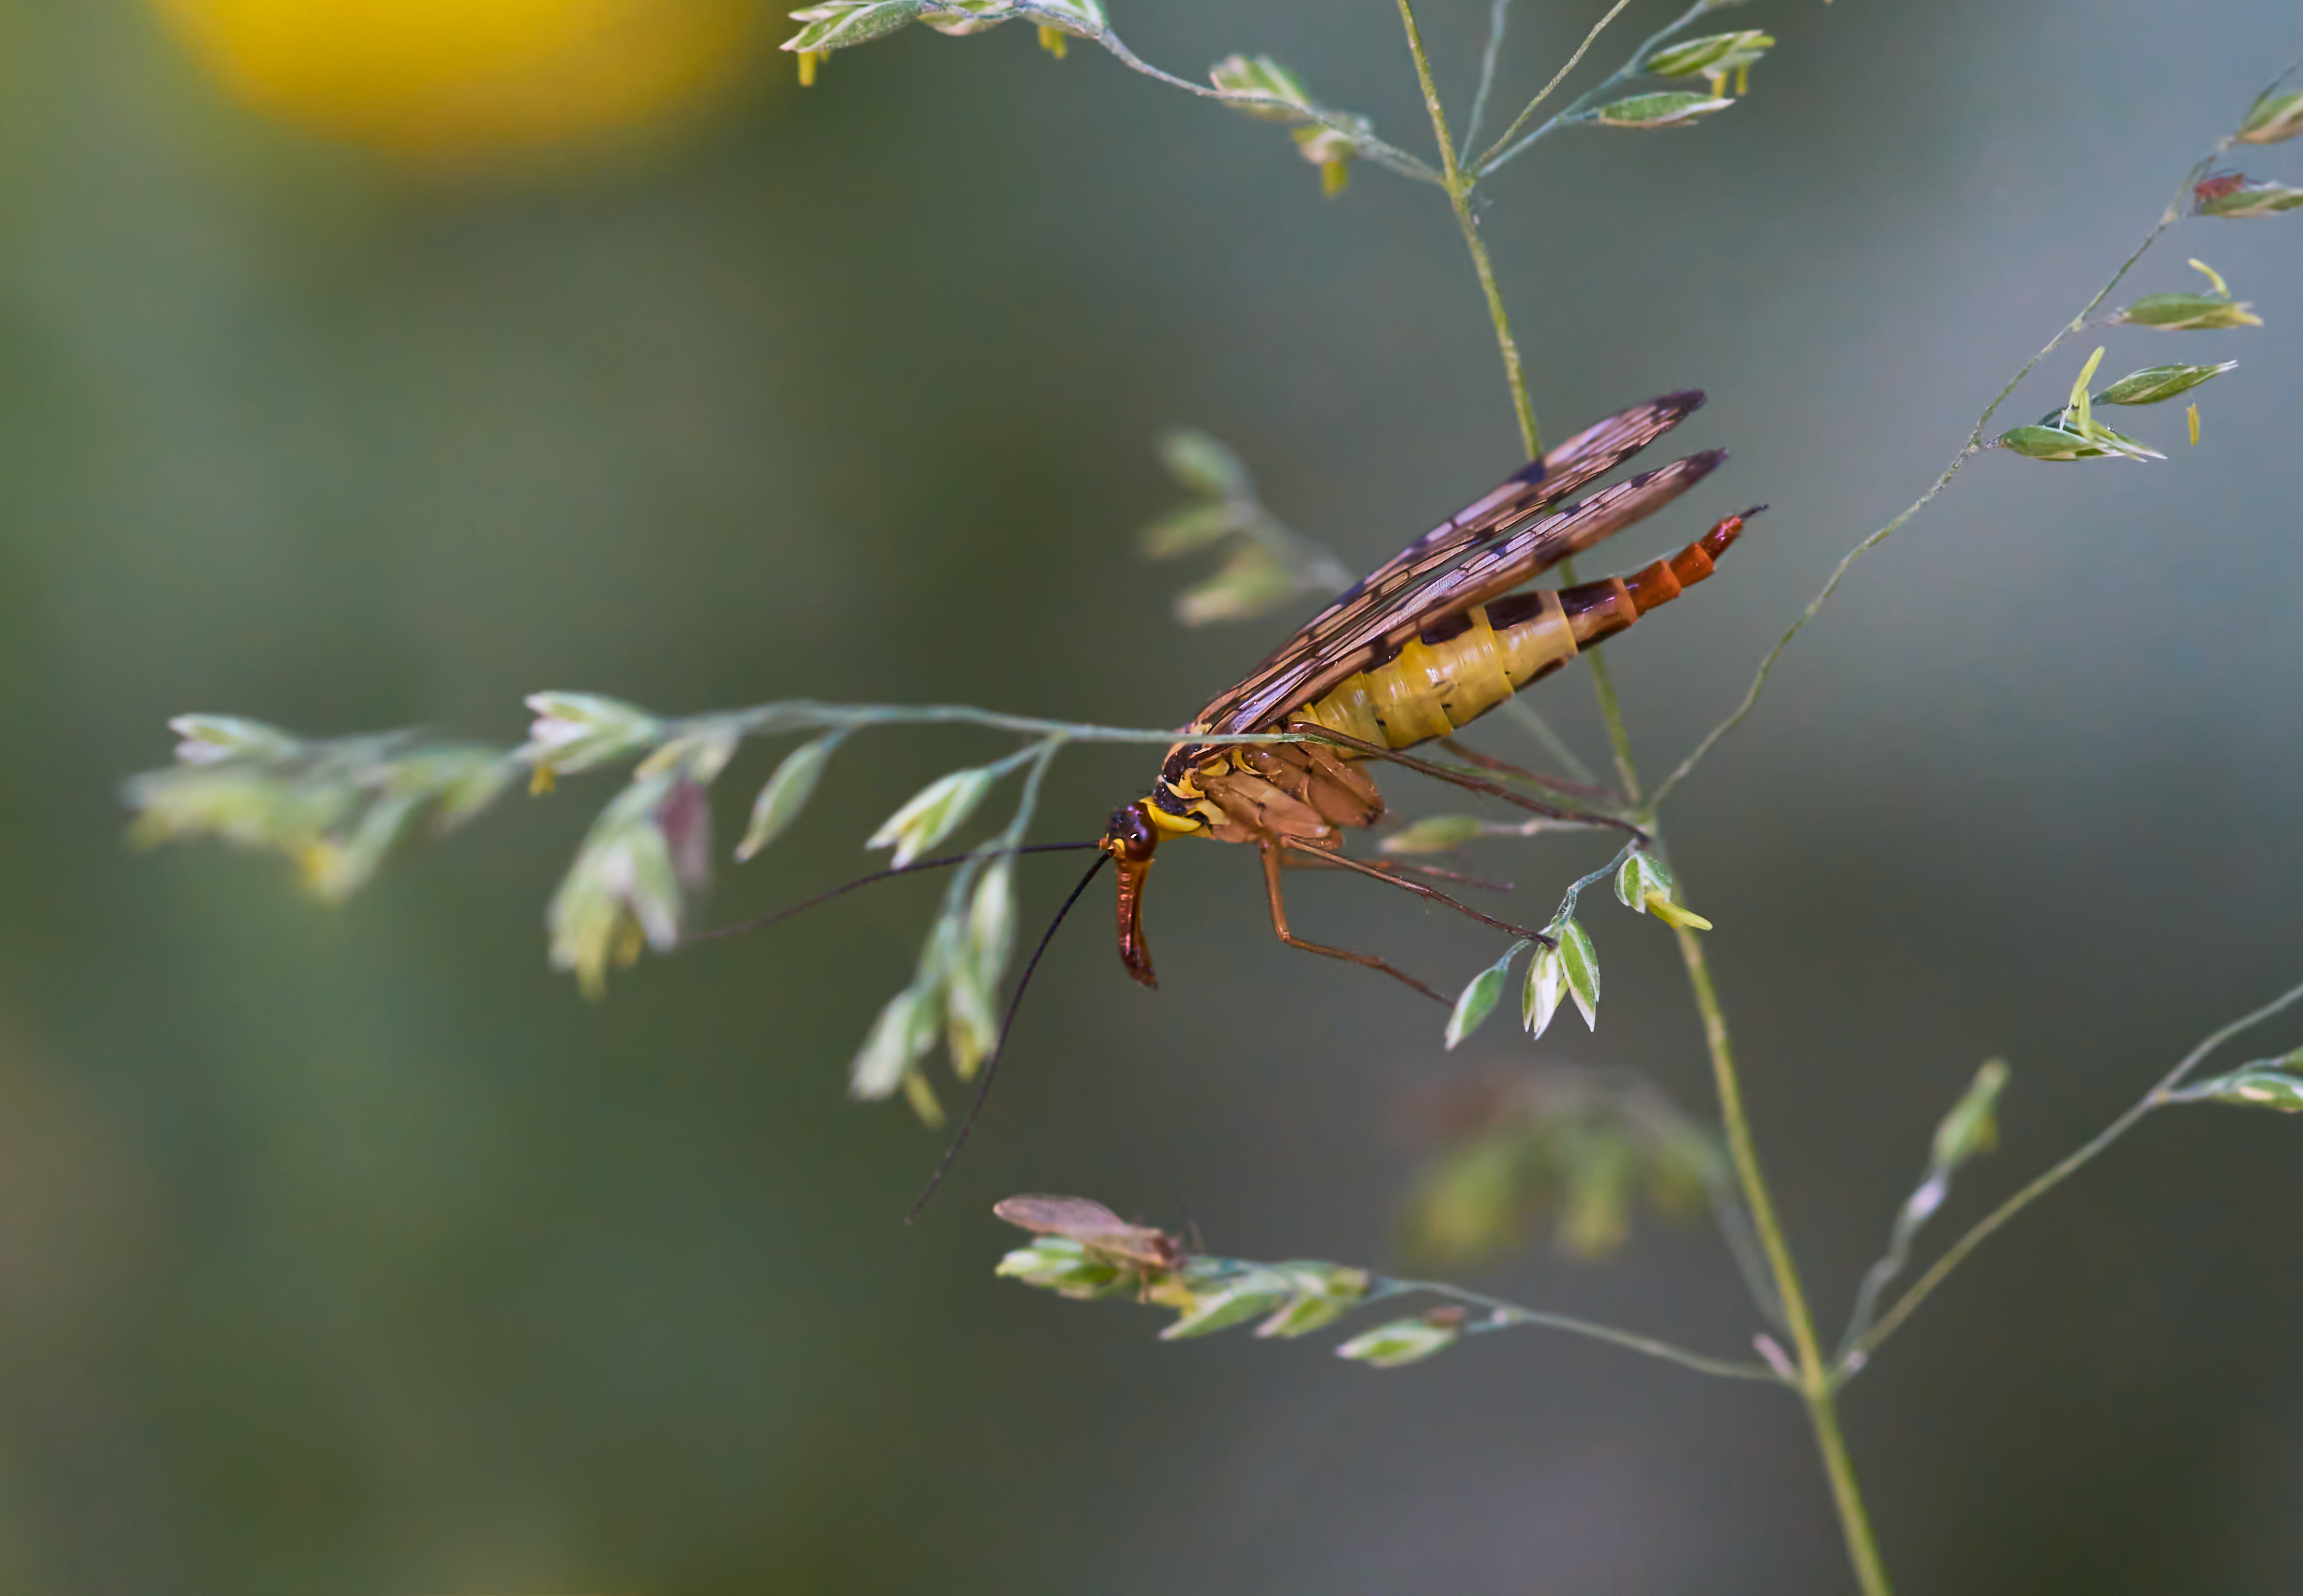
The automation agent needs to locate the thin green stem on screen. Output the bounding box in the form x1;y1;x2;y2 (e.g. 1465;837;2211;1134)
1580;642;1643;802
1458;0;1516;164
1377;1276;1781;1382
1532;653;1895;1586
1845;976;2303;1368
1578;645;1894;1590
652;701;1318;751
1390;8;1889;1581
1670;914;1892;1596
1640;459;1967;814
1475;0;1715;175
1547;841;1640;927
1068;9;1442;184
1397;0;1542;457
1807;1389;1889;1595
1472;0;1638;171
1394;0;1461;188
1497;697;1599;784
1834;1093;1985;1365
994;735;1068;847
1643;89;2288;814
1455;199;1543;458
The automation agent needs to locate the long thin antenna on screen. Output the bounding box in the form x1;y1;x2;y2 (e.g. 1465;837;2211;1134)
684;841;1100;945
907;850;1112;1222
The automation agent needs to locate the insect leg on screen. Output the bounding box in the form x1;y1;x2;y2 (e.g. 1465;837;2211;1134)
1287;722;1645;839
1258;842;1449;1005
1279;838;1554;945
1282;849;1514;894
1361;859;1516;893
1436;737;1620;804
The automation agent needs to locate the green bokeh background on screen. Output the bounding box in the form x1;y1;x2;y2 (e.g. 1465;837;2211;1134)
1;1;2299;1590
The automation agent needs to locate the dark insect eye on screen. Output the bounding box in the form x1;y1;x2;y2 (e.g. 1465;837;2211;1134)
1105;803;1158;861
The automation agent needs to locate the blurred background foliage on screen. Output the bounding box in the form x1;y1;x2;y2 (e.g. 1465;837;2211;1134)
0;0;2299;1590
150;0;768;168
1397;1068;1722;1269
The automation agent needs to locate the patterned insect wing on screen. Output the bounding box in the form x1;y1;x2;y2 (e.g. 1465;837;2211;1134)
1184;390;1707;736
1213;449;1725;736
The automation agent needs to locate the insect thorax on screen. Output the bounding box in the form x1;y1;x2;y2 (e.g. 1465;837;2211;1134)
1147;739;1384;847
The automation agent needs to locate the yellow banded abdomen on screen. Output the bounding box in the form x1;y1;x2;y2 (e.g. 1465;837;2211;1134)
1295;596;1582;751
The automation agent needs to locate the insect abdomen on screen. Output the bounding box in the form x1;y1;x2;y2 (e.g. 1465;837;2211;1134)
1294;606;1522;749
1294;510;1749;752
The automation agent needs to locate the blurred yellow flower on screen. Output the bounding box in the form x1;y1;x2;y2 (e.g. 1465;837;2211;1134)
150;0;767;166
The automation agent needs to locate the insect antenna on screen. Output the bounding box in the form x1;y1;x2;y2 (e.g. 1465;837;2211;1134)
684;841;1100;945
907;849;1113;1222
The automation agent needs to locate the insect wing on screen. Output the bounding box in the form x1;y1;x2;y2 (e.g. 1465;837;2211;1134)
1265;390;1708;677
1185;391;1705;735
993;1194;1182;1269
1216;449;1725;735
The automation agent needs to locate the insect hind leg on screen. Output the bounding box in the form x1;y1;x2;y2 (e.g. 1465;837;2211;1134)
1258;843;1448;1005
1286;721;1646;839
1437;737;1620;805
1286;850;1514;894
1278;838;1553;945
